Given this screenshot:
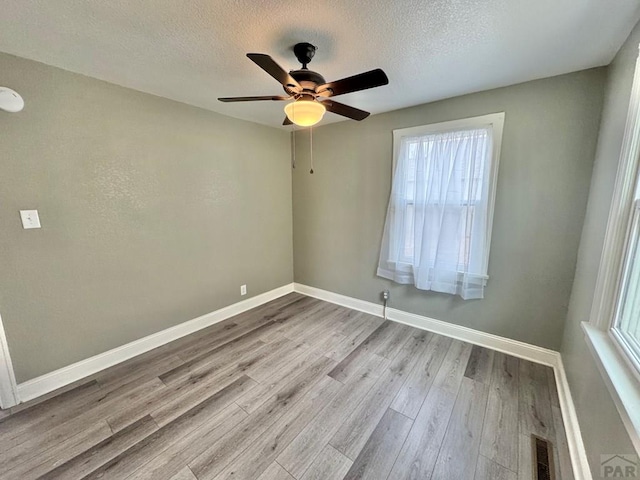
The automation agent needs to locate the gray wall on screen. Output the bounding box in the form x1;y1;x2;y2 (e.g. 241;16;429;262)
0;53;293;383
292;69;606;350
561;23;640;471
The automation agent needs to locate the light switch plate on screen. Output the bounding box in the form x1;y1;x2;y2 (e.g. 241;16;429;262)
20;210;41;229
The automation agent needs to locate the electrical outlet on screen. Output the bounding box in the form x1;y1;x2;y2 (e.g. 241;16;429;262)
240;284;247;296
382;290;390;301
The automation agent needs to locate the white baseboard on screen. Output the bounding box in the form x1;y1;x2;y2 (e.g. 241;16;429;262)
388;308;559;367
15;283;295;404
553;355;593;480
293;282;592;480
294;283;384;318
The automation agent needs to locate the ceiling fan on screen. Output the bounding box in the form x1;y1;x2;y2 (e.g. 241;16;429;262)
219;42;389;127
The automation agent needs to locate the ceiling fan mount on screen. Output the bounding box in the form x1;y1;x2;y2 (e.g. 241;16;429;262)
218;42;389;126
293;42;317;69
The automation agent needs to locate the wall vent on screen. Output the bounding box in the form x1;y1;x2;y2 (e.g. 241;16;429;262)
532;435;555;480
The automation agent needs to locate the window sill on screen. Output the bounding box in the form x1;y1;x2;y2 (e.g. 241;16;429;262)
582;321;640;453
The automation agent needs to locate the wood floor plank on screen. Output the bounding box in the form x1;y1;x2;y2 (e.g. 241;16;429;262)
38;415;159;480
158;333;267;386
82;375;255;479
517;434;533;480
11;378;165;446
0;380;102;446
212;376;344;480
342;408;413;480
307;330;347;354
127;404;247;480
260;300;335;344
1;379;99;419
0;377;166;467
92;319;242;390
328;350;381;384
464;345;495;384
387;340;473;480
329;330;430;460
177;296;316;361
475;455;517;480
2;420;112;480
337;312;382;337
299;444;352;480
518;360;555;439
547;366;561;408
107;339;268;431
151;338;292;427
275;358;381;478
169;293;304;358
93;353;185;394
430;377;489;480
236;354;335;414
256;462;295;480
191;375;342;480
168;466;199;480
175;321;276;369
325;314;385;362
282;302;346;344
390;334;450;419
245;339;312;382
329;320;411;383
159;322;240;362
300;308;361;350
373;322;415;359
187;361;342;480
479;352;520;472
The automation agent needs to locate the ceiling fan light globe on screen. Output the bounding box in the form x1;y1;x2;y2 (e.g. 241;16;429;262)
284;100;325;127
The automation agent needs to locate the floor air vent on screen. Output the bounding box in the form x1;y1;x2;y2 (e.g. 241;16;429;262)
532;435;555;480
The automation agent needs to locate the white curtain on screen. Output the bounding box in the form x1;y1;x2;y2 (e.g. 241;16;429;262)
377;126;493;299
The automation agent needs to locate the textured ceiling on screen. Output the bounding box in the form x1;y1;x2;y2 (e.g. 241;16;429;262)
0;0;639;128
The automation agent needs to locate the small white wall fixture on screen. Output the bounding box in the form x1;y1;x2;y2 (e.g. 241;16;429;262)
0;87;24;113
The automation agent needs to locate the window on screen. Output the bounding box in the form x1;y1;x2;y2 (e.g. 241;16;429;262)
583;44;640;454
377;113;504;299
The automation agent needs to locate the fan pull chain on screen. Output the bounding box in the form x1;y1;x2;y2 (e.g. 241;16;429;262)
291;128;296;169
309;126;314;174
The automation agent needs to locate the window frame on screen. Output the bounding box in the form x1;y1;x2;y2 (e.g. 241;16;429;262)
584;44;640;454
391;112;505;279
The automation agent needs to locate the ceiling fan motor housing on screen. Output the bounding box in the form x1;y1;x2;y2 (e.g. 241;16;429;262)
286;69;326;95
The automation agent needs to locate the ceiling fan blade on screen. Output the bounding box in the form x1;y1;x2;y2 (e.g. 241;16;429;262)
316;69;389;97
218;95;290;102
247;54;301;90
283;116;293;126
321;99;370;121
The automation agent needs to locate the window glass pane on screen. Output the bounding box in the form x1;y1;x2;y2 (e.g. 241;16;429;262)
615;207;640;364
402;203;415;260
397;127;489;271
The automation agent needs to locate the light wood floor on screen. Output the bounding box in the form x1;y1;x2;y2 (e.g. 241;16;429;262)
0;293;574;480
